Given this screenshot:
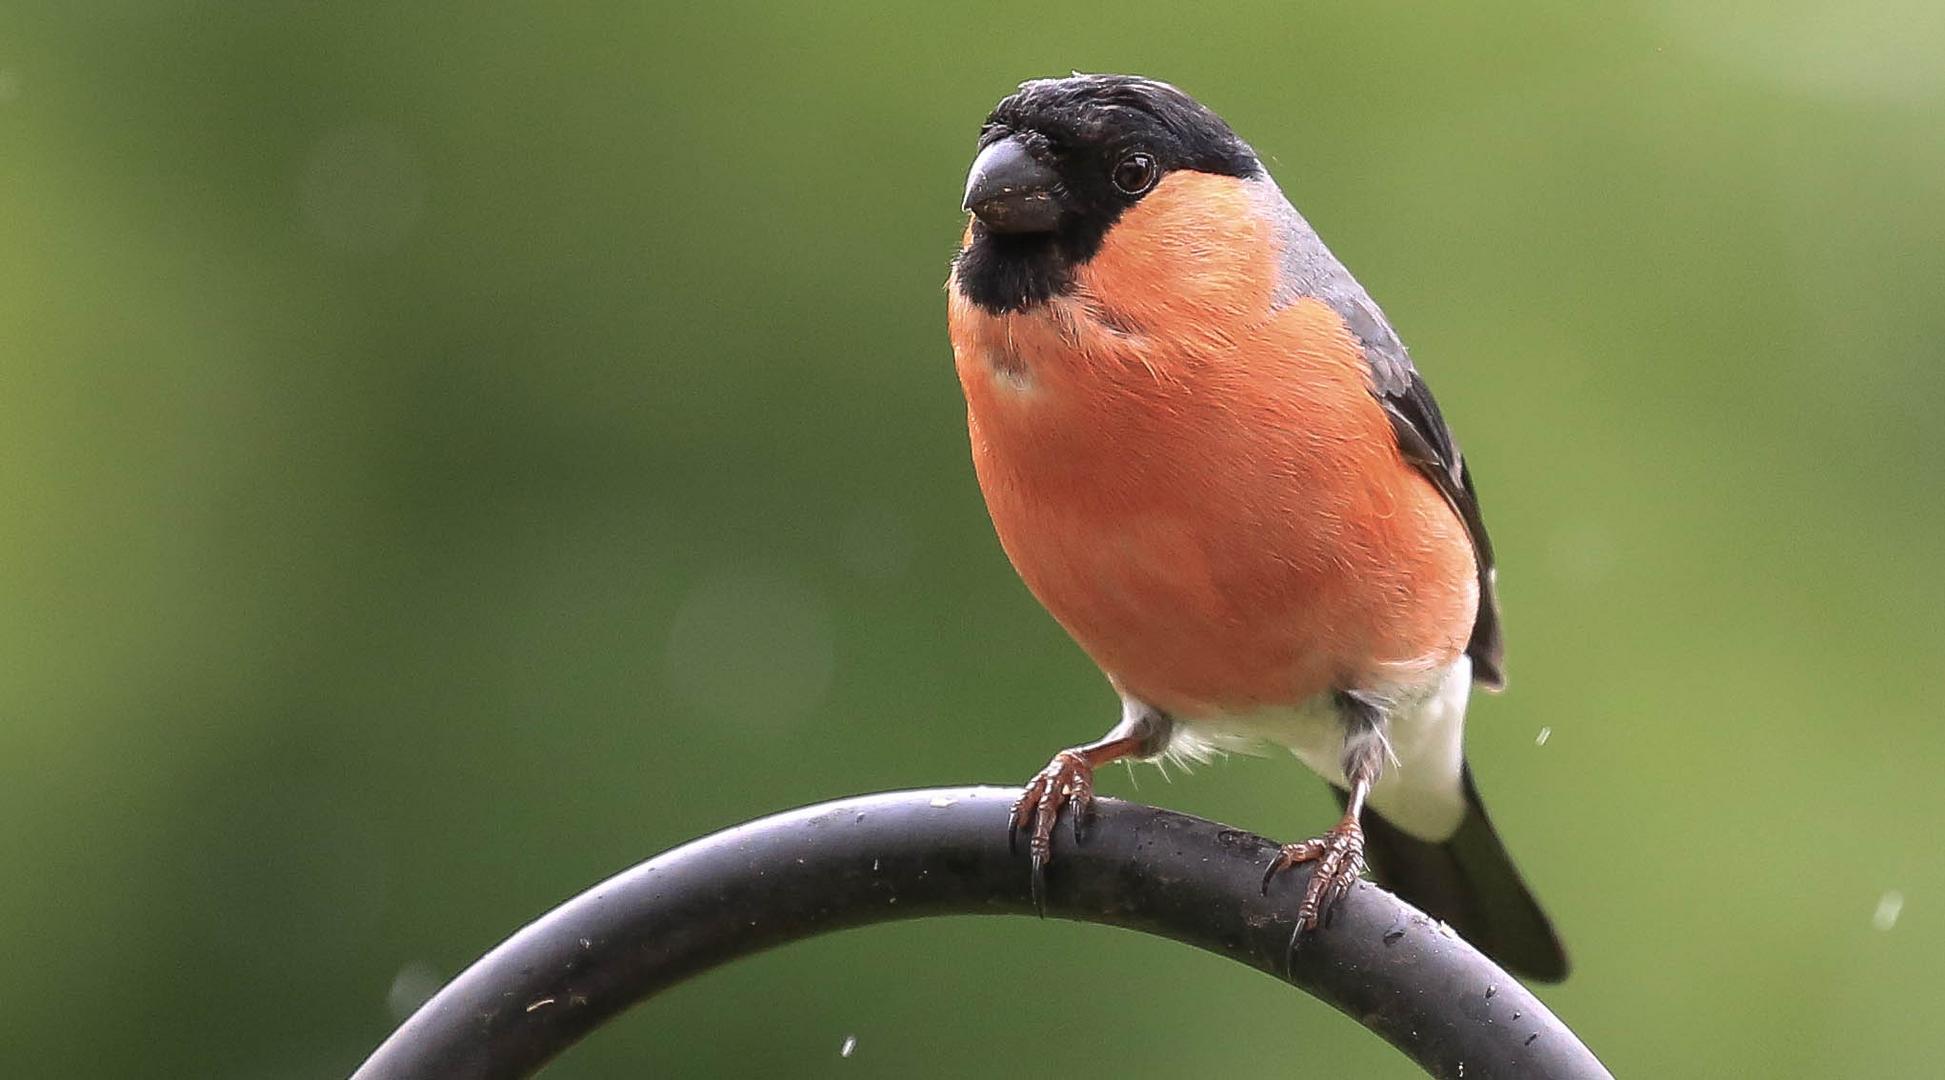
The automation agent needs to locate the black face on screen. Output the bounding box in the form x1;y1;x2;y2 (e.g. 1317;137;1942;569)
953;75;1261;314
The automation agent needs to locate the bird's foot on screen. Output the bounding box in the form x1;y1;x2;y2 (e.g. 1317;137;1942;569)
1261;819;1366;934
1009;749;1096;914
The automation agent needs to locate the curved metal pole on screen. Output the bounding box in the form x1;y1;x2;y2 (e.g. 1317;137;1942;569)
353;787;1609;1079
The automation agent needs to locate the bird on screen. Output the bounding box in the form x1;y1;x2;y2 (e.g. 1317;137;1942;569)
944;74;1567;981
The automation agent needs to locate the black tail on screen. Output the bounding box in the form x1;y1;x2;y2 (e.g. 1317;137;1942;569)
1345;764;1569;982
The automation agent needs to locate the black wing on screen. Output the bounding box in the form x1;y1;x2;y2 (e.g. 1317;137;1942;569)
1334;292;1505;689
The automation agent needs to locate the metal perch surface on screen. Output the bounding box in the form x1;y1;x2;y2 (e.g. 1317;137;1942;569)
353;786;1610;1079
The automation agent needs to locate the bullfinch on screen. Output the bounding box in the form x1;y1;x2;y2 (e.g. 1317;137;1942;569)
945;74;1567;981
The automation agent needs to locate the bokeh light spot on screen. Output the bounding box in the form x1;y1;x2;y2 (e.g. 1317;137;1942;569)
299;121;427;255
663;572;836;730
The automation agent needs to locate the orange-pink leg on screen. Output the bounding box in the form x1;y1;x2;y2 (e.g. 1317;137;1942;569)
1262;690;1386;953
1010;706;1168;912
1261;778;1370;932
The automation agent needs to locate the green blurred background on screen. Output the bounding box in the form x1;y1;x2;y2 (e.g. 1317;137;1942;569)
4;2;1942;1076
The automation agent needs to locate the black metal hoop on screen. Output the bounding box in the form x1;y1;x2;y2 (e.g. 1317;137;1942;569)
352;787;1608;1079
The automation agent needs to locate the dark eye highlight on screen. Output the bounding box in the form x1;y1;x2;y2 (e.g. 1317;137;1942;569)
1111;152;1159;196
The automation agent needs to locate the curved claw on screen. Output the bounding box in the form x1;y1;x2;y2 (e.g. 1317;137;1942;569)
1007;749;1097;913
1260;837;1325;897
1262;821;1365;970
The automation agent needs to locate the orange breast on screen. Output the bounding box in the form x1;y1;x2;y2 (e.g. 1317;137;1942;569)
948;173;1477;717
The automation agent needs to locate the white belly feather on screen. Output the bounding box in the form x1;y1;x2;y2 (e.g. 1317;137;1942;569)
1159;657;1473;842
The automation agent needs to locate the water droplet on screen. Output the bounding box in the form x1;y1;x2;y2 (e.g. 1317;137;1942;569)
386;961;444;1020
1874;889;1905;931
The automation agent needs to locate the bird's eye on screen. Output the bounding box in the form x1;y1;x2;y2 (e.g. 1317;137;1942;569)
1111;152;1159;196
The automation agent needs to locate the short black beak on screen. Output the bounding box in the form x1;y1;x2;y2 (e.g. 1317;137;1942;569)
963;137;1061;234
